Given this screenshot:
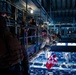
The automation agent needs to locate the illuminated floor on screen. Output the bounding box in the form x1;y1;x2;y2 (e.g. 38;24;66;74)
29;50;76;75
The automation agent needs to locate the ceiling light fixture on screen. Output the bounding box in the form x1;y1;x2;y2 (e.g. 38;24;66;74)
30;9;33;14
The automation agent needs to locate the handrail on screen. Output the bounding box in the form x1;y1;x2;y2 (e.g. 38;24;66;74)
26;26;38;30
19;35;42;39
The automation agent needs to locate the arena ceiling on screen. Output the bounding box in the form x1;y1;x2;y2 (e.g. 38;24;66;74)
46;0;76;24
10;0;76;24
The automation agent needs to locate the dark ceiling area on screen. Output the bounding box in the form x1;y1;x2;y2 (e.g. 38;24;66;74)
31;0;76;24
1;0;76;25
48;0;76;24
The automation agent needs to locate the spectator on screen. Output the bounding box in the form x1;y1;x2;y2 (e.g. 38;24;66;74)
57;32;61;40
0;10;7;30
28;18;36;44
20;21;30;75
0;10;29;75
28;18;36;27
